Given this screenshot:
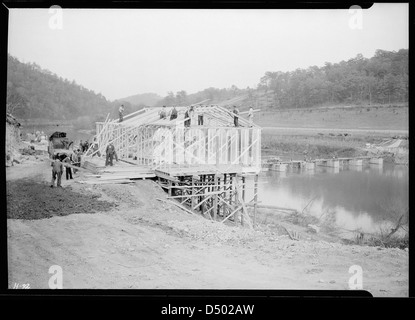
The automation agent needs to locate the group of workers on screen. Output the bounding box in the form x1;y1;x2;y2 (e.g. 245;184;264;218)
158;105;255;127
158;105;208;127
50;138;117;188
79;139;90;152
233;105;254;127
50;150;81;188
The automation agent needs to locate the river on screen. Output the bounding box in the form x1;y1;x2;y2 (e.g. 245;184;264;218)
244;162;409;236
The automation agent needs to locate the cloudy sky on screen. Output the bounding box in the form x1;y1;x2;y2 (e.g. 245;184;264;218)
7;4;409;101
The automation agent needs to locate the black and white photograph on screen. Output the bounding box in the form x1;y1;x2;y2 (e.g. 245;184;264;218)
5;3;409;298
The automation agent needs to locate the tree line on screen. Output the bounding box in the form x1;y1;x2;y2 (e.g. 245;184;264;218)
6;55;117;121
155;49;408;109
7;48;408;122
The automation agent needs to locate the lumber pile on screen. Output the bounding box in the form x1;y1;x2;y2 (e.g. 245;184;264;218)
82;157;106;174
79;156;155;184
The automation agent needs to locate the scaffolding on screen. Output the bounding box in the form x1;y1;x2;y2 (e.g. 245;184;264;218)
85;104;262;227
91;105;261;171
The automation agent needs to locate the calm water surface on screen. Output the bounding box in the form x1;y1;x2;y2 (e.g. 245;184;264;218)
245;163;409;234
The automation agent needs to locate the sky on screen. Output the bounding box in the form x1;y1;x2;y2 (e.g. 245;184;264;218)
7;4;409;101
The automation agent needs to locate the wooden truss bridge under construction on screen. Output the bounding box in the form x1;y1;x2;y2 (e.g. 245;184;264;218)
80;104;262;228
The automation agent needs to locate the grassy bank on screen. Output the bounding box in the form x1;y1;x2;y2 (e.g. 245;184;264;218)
261;131;370;159
259;105;408;162
253;204;409;250
255;104;408;130
261;129;409;164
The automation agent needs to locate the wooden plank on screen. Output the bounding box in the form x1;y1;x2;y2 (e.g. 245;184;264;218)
235;177;253;229
220;203;243;224
253;174;258;227
77;179;135;185
94;175;156;181
156;198;198;216
192;193;214;210
154;170;180;182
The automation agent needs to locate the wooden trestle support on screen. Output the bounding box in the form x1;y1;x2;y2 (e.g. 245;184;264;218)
157;172;258;229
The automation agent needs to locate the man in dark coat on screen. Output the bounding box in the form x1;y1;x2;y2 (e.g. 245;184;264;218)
62;153;73;180
170;106;178;120
50;154;64;187
233;105;239;127
105;142;118;166
119;104;125;122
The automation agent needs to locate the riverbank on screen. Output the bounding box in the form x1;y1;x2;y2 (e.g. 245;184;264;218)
261;128;409;164
255;104;408;164
6;156;408;295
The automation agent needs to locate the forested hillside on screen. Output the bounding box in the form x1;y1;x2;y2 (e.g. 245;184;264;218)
156;49;408;110
6;55;114;121
116;92;162;107
6;49;408;123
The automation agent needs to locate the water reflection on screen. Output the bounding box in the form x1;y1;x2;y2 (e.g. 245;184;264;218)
370;163;384;174
247;163;408;234
348;165;363;172
302;169;315;176
327;167;340;174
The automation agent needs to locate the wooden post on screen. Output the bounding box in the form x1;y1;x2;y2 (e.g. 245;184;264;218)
215;134;220;168
223;174;227;218
173;127;177;165
191;177;196;213
217;175;221;218
229;174;233;205
213;175;218;221
241;176;246;226
141;127;144;165
253;174;258;228
144;128;147;165
168;180;172;197
126;128;129;159
201;175;205;215
233;176;239;225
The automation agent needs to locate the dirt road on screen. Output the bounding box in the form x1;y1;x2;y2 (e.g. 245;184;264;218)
7;158;408;295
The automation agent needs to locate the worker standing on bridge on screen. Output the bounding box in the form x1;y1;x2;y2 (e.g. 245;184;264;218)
159;106;167;119
170;106;178;120
189;105;195;125
248;106;254;127
50;154;64;188
198;105;204;125
184;107;191;128
233;105;239;127
119;104;125;123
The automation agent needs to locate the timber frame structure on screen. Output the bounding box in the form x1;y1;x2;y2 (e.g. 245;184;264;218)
84;105;262;228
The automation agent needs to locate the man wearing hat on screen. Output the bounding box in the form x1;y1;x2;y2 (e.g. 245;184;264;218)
119;104;125;122
233;105;240;127
105;142;118;166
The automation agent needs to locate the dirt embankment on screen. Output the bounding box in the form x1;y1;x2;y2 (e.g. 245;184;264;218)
6;157;409;296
